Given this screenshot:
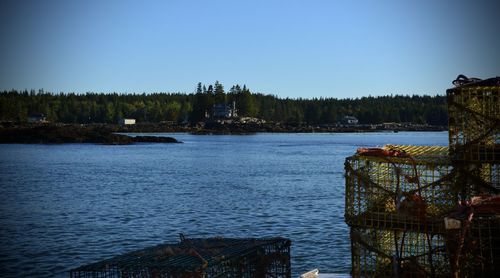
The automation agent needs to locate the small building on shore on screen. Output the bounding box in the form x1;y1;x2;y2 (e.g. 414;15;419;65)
213;102;237;119
342;116;359;125
28;113;47;123
119;118;136;125
382;122;401;129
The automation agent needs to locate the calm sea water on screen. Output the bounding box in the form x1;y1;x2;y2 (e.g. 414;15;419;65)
0;132;448;277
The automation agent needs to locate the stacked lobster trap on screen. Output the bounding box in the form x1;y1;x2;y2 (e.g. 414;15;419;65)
447;76;500;197
345;145;457;233
345;145;456;277
445;76;500;277
350;227;450;277
70;236;291;278
448;76;500;163
345;75;500;277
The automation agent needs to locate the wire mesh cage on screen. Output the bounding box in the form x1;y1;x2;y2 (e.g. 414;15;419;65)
345;145;458;233
453;161;500;197
447;76;500;163
445;213;500;278
350;227;450;278
70;236;291;278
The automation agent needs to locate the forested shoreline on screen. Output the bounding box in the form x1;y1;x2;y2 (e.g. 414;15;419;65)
0;82;448;126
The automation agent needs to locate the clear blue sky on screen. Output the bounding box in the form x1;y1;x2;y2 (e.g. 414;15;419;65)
1;0;499;98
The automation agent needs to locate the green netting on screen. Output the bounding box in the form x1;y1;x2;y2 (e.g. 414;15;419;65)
345;145;458;233
447;77;500;162
70;236;291;278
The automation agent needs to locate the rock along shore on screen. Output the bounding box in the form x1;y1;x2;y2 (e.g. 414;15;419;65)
0;121;447;143
0;124;181;144
112;121;447;134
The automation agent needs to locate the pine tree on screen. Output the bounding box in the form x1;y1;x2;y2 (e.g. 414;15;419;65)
196;82;202;94
214;81;225;103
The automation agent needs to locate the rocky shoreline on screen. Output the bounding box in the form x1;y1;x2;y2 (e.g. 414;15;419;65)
114;121;447;134
0;122;446;144
0;125;181;144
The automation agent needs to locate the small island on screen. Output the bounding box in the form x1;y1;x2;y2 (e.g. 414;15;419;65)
0;124;181;144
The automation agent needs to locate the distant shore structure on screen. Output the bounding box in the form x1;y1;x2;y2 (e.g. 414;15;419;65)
342;116;358;125
119;118;136;125
213;101;237;119
27;113;47;123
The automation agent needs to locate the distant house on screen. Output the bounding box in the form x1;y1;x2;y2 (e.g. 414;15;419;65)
342;116;359;125
119;118;136;125
28;113;47;123
213;102;237;119
383;122;400;129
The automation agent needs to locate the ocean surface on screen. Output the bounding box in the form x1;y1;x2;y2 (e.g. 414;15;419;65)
0;131;448;277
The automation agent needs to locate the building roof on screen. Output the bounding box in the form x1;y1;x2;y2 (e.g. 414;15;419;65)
343;116;358;120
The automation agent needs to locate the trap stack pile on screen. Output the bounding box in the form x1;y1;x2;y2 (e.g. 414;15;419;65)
70;236;291;278
344;75;500;277
345;145;456;277
445;76;500;277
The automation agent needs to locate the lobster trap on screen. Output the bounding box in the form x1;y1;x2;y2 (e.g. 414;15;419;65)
350;226;450;277
447;76;500;162
453;161;500;196
345;145;458;233
70;236;291;278
445;209;500;277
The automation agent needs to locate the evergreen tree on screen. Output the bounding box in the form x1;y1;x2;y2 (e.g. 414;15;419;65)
196;82;202;94
214;81;225;103
0;85;448;126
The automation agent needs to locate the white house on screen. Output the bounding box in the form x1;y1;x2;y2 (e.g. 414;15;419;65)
342;116;359;125
213;102;237;119
119;118;136;125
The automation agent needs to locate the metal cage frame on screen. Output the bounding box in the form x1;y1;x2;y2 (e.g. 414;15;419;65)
345;145;458;233
350;226;450;278
447;77;500;163
70;236;291;278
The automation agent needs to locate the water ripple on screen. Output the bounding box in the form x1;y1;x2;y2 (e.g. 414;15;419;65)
0;132;447;277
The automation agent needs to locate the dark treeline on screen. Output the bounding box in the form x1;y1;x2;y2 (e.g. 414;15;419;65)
0;82;447;125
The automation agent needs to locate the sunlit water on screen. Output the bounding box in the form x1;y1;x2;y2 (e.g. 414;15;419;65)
0;132;448;277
